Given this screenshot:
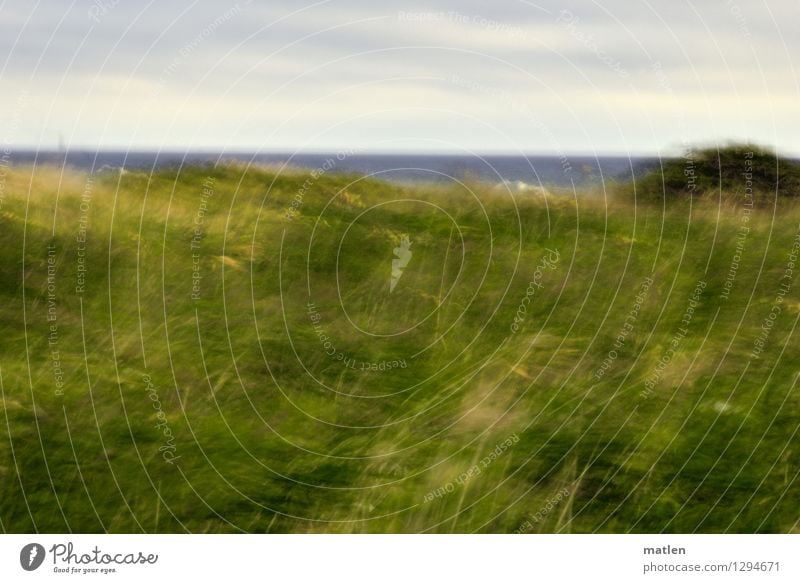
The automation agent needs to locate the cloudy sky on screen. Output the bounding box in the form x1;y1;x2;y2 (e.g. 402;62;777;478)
1;0;798;155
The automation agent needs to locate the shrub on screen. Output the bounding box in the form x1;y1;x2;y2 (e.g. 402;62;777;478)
621;144;800;202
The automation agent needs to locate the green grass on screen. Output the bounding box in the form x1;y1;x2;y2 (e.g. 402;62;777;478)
1;160;799;533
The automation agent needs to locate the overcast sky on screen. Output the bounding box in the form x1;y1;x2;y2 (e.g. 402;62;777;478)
1;0;798;155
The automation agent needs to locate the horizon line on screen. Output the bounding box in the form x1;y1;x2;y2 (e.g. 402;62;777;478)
6;144;798;158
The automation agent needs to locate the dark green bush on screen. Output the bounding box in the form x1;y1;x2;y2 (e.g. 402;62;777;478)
623;144;800;202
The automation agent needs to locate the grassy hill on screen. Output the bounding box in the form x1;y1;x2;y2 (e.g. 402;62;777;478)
1;158;799;533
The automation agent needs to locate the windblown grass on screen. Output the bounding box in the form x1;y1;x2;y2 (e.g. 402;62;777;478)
1;161;799;533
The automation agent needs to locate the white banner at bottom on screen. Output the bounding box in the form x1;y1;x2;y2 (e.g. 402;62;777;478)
0;534;796;582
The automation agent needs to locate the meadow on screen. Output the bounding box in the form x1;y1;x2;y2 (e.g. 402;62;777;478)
1;152;799;533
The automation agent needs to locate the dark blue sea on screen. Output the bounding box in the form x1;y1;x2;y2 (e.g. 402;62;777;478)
6;149;662;188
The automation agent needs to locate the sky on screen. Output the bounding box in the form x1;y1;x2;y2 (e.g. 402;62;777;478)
1;0;798;155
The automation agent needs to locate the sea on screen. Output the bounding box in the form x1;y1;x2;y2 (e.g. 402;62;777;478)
5;149;663;189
